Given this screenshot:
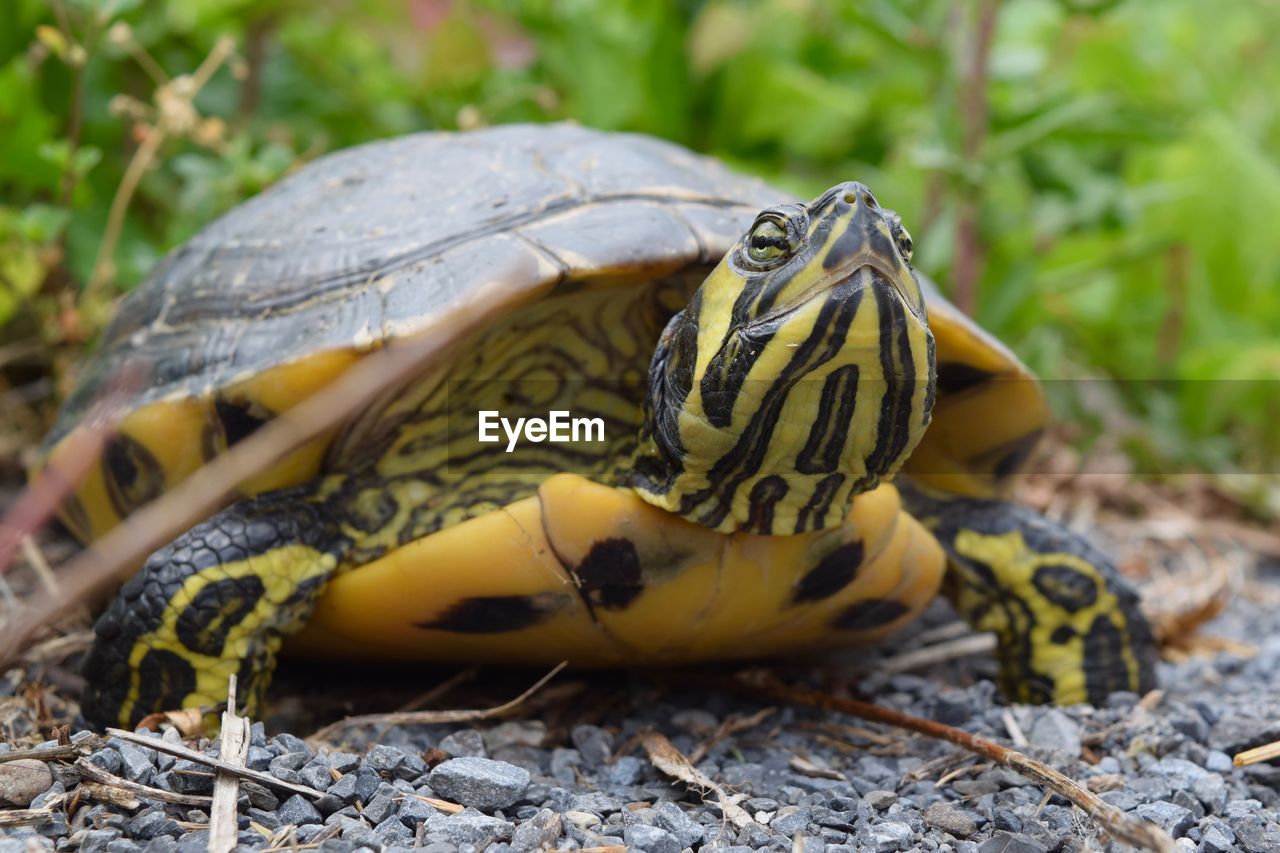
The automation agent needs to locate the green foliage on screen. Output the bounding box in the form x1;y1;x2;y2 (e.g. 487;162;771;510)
2;0;1278;490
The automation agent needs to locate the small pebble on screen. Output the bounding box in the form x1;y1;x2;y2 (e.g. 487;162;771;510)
0;759;53;806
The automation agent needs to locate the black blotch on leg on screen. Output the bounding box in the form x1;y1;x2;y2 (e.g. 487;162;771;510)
1031;564;1098;613
175;575;266;657
416;595;560;633
572;538;644;610
130;648;197;729
832;598;909;631
792;541;864;604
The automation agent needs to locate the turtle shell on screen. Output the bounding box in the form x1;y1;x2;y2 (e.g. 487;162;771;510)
45;123;1045;541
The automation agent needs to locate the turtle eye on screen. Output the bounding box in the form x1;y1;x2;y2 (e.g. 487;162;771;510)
745;217;793;267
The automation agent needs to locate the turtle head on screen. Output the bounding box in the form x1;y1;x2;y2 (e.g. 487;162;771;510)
633;182;936;534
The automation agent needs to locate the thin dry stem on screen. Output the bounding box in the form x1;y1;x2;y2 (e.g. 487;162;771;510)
308;661;567;744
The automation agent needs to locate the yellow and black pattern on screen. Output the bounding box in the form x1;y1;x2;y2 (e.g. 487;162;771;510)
899;482;1156;705
80;491;348;727
72;157;1157;727
633;183;935;535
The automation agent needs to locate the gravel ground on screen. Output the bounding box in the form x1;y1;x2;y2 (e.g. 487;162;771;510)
2;539;1278;852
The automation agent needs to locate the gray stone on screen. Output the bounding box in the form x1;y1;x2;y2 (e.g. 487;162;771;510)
607;755;645;786
1200;822;1236;853
424;809;514;846
327;773;359;804
374;814;412;843
428;757;530;810
864;790;898;810
1028;709;1081;757
511;808;561;852
924;801;977;838
87;749;122;775
438;730;487;758
0;759;53;806
279;793;324;826
247;807;282;830
353;769;382;803
623;824;681;853
81;829;123;853
299;761;334;792
978;831;1048;853
366;744;407;775
652;800;706;847
112;741;156;786
1205;751;1234;773
569;725;614;766
362;792;396;825
128;809;179;840
173;758;218;795
866;820;914;851
1194;774;1229;813
398;793;437;828
246;745;274;771
1135;801;1195;837
273;733;308;754
269;750;310;778
771;807;812;836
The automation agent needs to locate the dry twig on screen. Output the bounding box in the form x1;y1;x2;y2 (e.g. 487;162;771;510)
75;757;213;807
209;676;250;853
1234;739;1280;767
640;731;751;829
104;728;320;800
308;661;567;744
875;633;996;674
730;680;1177;853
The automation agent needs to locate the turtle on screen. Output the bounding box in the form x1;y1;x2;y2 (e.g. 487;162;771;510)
39;123;1157;729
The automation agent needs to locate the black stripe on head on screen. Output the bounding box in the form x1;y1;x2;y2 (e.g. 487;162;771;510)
415;594;562;633
796;363;859;475
794;473;845;533
861;280;917;486
700;212;842;428
792;540;864;604
686;283;862;530
745;475;789;532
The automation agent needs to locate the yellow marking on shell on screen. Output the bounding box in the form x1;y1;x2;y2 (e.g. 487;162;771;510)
117;544;336;725
52;350;362;543
222;350;361;495
289;476;946;665
949;528;1138;704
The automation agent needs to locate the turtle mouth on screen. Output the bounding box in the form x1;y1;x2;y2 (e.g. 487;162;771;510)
744;262;915;334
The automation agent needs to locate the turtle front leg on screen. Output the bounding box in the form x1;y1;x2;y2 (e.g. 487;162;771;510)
899;483;1158;706
81;488;350;729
